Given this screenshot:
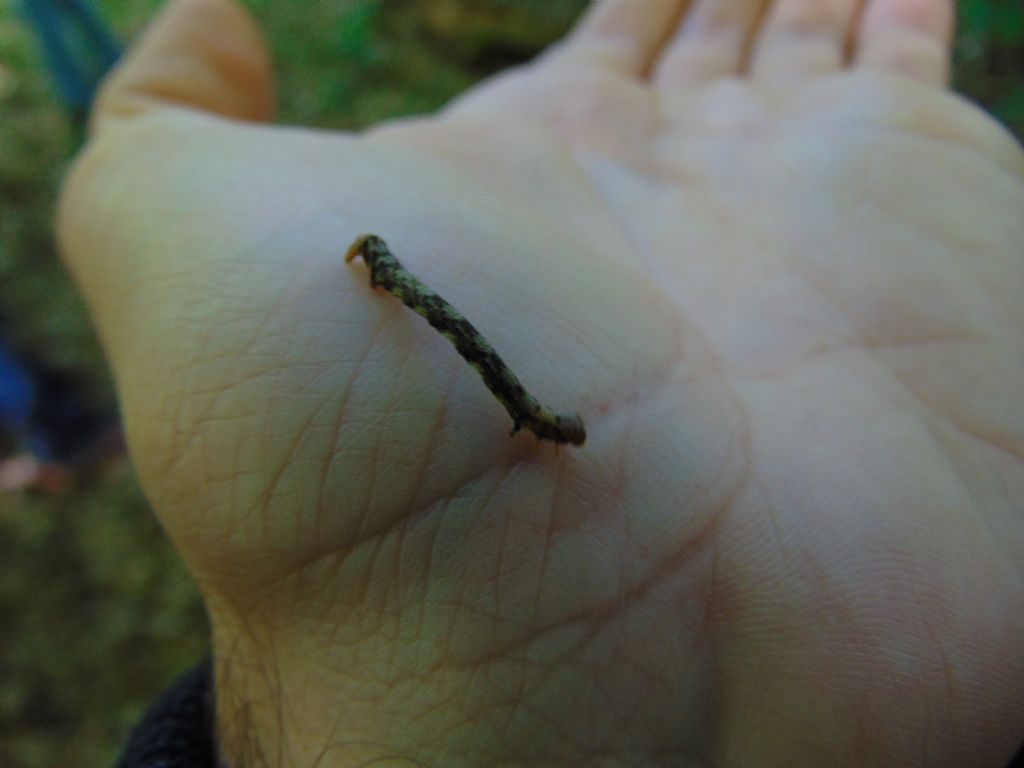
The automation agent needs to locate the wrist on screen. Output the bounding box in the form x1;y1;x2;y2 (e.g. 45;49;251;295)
209;603;447;768
205;595;707;768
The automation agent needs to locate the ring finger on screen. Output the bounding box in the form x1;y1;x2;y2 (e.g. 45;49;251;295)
653;0;769;88
748;0;864;84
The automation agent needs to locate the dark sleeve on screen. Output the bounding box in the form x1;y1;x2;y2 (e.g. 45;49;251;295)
1009;739;1024;768
115;658;218;768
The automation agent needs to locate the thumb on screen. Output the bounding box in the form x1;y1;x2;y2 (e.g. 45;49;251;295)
91;0;274;133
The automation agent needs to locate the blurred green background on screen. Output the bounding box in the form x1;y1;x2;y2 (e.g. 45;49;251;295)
1;1;1022;765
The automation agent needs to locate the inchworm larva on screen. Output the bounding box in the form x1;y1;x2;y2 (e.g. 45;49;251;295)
345;234;586;447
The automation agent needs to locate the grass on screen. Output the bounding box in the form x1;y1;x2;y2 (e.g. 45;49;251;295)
0;1;1021;765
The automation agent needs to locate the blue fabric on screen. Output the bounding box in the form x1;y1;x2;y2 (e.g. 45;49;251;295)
18;0;121;113
0;339;55;460
0;338;36;433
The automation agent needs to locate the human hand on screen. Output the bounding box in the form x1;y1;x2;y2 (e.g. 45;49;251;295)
58;0;1024;765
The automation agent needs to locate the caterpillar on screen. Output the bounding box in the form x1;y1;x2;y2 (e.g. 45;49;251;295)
345;234;586;447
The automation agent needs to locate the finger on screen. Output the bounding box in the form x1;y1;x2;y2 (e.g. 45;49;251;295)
91;0;274;135
654;0;770;88
854;0;954;86
547;0;685;76
749;0;863;83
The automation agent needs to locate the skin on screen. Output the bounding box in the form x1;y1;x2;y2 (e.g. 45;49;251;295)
57;0;1024;766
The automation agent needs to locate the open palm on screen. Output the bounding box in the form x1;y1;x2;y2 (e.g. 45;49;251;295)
59;0;1024;765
